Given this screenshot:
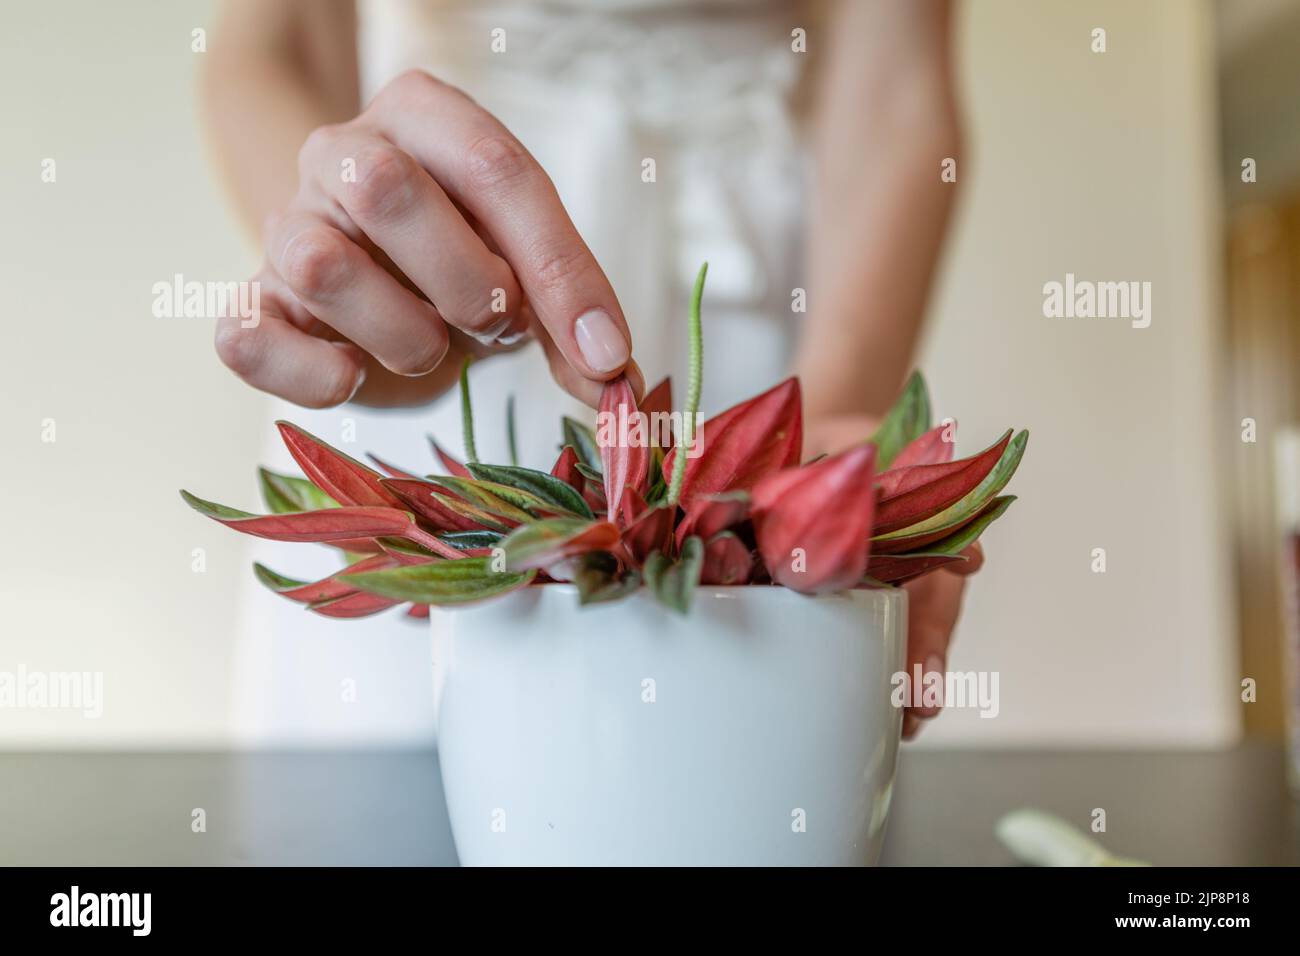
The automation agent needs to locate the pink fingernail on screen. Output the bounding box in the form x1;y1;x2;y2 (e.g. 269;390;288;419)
574;309;629;374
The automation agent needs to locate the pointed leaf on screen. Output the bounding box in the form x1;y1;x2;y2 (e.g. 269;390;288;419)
437;530;505;551
675;490;751;546
425;475;536;523
500;518;621;572
253;555;396;604
182;490;413;542
365;453;420;481
661;377;803;507
258;467;339;514
550;445;583;489
890;421;957;469
643;535;704;614
871;494;1006;555
562;417;602;472
640;376;675;447
750;445;877;593
573;551;641;605
873;430;1013;534
869;371;931;468
344;556;535;605
308;590;402;618
875;432;1027;545
381;478;494;532
699;531;754;586
467;462;593;518
429;438;471;478
276;421;402;507
598;376;651;518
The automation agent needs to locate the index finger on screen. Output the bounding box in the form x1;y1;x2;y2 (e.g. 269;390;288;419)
365;72;632;381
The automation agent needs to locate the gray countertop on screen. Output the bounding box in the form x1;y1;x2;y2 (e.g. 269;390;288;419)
2;744;1297;865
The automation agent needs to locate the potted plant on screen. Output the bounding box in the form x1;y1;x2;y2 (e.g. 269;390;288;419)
183;265;1026;865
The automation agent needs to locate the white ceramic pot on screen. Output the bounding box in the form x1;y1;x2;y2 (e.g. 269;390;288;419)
430;584;906;866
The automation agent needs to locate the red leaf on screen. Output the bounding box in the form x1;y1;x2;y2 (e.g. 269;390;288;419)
276;421;401;508
699;532;754;585
366;453;420;481
750;444;876;594
550;445;582;489
661;378;802;507
262;554;397;604
675;491;751;548
621;492;674;566
873;431;1011;534
309;590;401;618
640;376;674;446
890;422;957;469
871;495;1004;555
182;490;413;543
429;438;471;478
381;478;487;532
406;603;430;619
598;376;651;518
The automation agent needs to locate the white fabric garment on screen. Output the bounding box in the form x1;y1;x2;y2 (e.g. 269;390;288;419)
231;0;811;744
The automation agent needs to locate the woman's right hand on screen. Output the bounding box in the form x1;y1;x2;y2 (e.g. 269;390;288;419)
214;69;640;409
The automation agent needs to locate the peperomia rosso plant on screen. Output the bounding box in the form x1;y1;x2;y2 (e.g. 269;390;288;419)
182;264;1026;616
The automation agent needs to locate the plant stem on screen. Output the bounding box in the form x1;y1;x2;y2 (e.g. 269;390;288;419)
506;394;518;466
459;356;478;464
667;262;707;507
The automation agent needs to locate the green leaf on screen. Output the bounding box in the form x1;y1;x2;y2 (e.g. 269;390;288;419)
923;495;1016;555
466;462;593;518
875;430;1028;542
870;371;932;468
252;562;308;592
425;475;536;523
573;552;642;605
643;535;704;614
437;530;505;550
562;417;602;472
574;462;602;482
180;490;253;521
500;517;620;571
343;556;534;605
259;468;339;514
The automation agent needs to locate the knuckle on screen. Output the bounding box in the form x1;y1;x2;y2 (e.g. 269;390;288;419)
213;322;263;378
349;144;419;221
463;134;536;192
528;237;595;292
373;69;442;113
451;271;518;335
298;123;345;171
279;227;352;300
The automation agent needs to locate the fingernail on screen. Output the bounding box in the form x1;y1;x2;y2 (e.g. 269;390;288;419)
574;309;629;374
469;314;514;346
494;312;532;347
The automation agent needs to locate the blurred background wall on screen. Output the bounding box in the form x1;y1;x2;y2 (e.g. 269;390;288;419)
3;0;1293;748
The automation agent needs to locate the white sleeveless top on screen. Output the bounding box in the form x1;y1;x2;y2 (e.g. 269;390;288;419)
232;0;811;744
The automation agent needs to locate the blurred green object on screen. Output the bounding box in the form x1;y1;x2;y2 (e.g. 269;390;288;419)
995;808;1151;866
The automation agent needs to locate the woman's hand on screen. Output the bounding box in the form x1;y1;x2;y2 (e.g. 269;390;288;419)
214;69;640;409
805;414;980;741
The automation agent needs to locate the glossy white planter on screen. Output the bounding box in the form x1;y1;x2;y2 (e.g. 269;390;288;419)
430;584;906;866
